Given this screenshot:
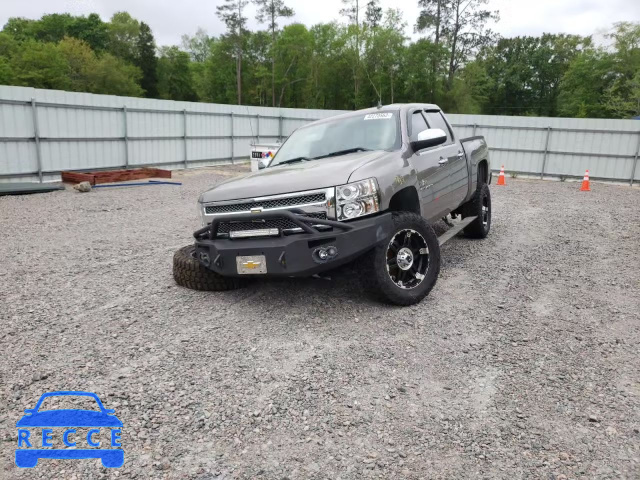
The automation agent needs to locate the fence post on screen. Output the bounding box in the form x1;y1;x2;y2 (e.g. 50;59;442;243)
279;115;283;142
183;109;188;169
256;114;260;143
472;123;477;137
123;106;129;167
230;112;235;164
630;130;640;186
30;98;43;183
540;126;551;179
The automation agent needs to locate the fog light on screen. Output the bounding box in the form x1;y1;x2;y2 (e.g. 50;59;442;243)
199;251;210;266
312;246;338;263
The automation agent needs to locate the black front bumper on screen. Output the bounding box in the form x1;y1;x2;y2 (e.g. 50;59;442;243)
193;211;394;277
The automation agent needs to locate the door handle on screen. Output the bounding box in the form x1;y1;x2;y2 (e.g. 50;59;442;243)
438;157;448;166
457;151;464;159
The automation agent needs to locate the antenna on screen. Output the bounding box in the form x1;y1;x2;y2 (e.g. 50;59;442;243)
246;106;257;145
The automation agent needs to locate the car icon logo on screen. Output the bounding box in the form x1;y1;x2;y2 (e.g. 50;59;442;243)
15;391;124;468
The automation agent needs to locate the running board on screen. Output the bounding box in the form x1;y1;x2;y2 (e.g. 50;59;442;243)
438;216;477;246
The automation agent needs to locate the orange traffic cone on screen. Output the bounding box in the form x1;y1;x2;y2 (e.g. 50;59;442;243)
496;165;506;186
580;169;590;191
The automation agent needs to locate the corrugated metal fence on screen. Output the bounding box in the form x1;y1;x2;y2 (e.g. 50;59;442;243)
1;86;639;185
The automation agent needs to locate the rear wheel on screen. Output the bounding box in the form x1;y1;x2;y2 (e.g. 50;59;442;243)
173;245;245;291
358;212;440;306
461;183;491;239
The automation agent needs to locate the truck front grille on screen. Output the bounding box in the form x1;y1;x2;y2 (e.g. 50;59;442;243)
217;212;328;234
205;193;326;215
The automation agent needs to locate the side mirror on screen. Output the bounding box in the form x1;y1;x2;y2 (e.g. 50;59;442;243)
258;158;270;170
411;128;447;152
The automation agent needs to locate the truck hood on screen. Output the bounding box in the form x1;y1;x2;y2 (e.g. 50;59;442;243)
199;150;387;202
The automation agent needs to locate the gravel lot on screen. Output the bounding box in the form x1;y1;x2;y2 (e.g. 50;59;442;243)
1;166;639;479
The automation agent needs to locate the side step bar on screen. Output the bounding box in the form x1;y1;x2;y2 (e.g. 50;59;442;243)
438;216;477;246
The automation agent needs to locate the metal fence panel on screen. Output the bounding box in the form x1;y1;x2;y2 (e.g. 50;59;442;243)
1;86;639;185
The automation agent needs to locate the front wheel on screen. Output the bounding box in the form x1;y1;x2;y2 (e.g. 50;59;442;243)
173;245;245;291
358;212;441;306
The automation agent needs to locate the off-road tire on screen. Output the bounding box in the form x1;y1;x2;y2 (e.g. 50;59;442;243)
461;183;491;239
173;245;245;291
358;212;440;306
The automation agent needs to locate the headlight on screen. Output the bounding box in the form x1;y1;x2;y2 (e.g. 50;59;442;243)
199;203;207;226
336;178;380;221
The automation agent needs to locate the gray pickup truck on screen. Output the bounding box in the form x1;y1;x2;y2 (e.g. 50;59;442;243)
174;104;491;305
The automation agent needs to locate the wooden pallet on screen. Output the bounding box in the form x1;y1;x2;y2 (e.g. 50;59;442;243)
61;168;171;185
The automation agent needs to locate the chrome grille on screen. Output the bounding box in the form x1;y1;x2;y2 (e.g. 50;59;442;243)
217;212;328;234
205;193;326;214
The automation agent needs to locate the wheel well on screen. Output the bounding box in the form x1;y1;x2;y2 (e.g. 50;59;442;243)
477;160;488;185
388;187;420;214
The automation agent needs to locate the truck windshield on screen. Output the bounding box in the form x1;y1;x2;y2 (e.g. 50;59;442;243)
270;111;399;167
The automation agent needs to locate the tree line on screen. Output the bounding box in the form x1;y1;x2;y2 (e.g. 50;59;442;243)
0;1;638;119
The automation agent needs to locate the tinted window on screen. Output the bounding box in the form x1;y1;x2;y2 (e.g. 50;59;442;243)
410;111;428;141
425;112;453;143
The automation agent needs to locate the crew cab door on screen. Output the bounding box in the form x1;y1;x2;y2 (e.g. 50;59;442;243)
408;109;452;221
424;110;467;209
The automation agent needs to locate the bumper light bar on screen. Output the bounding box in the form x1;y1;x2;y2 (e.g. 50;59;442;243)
229;228;280;239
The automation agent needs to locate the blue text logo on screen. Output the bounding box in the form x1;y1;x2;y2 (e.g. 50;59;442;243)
15;391;123;468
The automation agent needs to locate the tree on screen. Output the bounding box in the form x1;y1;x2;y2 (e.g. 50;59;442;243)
557;48;614;118
2;18;36;42
273;24;312;107
57;36;97;92
68;13;109;51
9;40;70;90
604;22;640;118
108;12;140;62
444;0;498;91
361;8;406;104
136;22;158;97
181;28;213;62
157;46;197;101
217;0;249;104
364;0;383;29
340;0;364;107
416;0;452;101
91;53;143;96
253;0;294;106
32;14;74;43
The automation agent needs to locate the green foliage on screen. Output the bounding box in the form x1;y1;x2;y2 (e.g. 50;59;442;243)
136;22;158;98
108;12;140;62
0;10;638;119
157;46;196;101
9;40;70;90
90;53;143;96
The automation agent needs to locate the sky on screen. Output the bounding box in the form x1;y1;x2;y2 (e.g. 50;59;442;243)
1;0;639;47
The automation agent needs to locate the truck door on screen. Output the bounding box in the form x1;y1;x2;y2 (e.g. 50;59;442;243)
423;110;464;212
409;110;452;221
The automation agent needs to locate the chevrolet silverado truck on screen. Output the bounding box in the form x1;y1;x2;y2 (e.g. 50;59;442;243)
173;104;491;305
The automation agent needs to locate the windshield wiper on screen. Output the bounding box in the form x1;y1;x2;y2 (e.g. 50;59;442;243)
274;156;312;166
315;147;372;159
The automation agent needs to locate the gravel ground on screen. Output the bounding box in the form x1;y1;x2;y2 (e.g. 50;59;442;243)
1;166;639;480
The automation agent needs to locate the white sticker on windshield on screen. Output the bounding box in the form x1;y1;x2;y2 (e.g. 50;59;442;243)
364;113;393;120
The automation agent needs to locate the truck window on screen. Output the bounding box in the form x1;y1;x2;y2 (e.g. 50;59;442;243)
410;111;429;141
425;111;453;143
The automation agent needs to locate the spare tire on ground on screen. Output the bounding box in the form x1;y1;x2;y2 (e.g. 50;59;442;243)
173;245;245;291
